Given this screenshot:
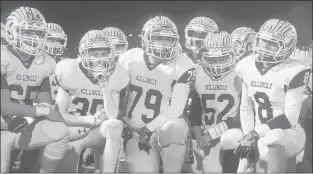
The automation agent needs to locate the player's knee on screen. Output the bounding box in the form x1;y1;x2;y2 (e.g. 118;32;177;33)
99;119;123;139
41;120;70;142
159;118;188;147
44;132;70;160
220;128;243;150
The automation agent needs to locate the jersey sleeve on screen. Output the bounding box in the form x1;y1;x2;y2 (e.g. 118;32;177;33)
240;82;255;135
118;48;141;71
53;59;75;92
287;67;311;90
176;54;196;85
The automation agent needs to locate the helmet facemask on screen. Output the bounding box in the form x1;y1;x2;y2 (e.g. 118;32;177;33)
80;42;115;82
185;28;209;52
43;35;67;56
202;48;236;79
111;37;128;57
143;30;179;64
253;33;292;66
10;21;46;55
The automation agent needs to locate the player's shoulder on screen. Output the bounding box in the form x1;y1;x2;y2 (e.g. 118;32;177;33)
277;59;312;90
172;53;196;72
235;54;255;79
54;58;80;90
55;58;79;79
110;63;130;91
118;48;143;64
35;51;57;74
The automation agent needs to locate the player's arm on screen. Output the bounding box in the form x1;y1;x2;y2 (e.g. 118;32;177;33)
101;87;120;119
240;82;255;135
1;73;49;118
117;87;128;120
146;68;195;132
35;76;53;108
255;69;311;137
189;89;203;139
55;85;95;127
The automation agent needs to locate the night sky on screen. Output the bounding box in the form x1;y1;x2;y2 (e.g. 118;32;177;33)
1;1;312;58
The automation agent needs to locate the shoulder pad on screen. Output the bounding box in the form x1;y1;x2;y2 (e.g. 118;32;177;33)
54;59;78;90
288;68;311;90
110;63;130;92
173;53;196;76
235;54;255;81
118;48;143;70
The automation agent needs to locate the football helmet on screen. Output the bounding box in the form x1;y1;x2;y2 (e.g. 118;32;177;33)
231;27;256;61
254;18;297;65
176;42;182;55
78;30;115;80
102;27;128;57
141;16;179;63
1;22;9;45
185;17;218;52
43;23;67;56
5;7;46;55
201;31;235;79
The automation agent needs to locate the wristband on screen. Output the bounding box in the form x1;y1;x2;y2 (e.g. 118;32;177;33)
35;106;50;117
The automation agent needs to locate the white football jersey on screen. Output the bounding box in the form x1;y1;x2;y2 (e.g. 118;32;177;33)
54;59;129;116
236;55;311;125
193;65;241;128
119;48;195;128
1;45;56;105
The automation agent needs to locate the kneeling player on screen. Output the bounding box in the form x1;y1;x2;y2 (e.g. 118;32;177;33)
119;16;195;172
189;31;241;172
16;22;69;173
1;7;70;173
224;19;310;173
54;30;129;172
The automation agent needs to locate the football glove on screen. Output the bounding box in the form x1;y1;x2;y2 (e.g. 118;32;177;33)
138;126;153;155
234;130;260;161
121;118;133;143
6;116;35;133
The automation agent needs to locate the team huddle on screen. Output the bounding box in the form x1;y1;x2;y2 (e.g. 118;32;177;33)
1;6;312;173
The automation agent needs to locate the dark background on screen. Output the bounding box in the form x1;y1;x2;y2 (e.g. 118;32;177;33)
1;1;312;58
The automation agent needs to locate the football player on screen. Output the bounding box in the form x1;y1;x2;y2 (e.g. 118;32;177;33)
222;19;310;173
103;27;129;62
189;31;241;172
54;30;128;172
291;46;312;172
231;27;256;62
1;22;9;45
183;17;218;172
15;22;69;173
119;16;195;172
184;16;218;64
1;7;70;173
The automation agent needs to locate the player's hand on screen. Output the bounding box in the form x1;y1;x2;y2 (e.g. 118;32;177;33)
195;135;212;149
92;108;108;128
95;72;110;89
138;126;153;155
7;116;35;133
234;130;260;161
121;118;133;142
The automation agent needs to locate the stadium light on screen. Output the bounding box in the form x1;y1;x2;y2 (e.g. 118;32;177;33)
129;34;133;37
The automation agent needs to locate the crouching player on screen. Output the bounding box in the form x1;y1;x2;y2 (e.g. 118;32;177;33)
54;30;129;172
189;31;242;172
119;16;195;172
221;19;310;172
1;6;70;173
